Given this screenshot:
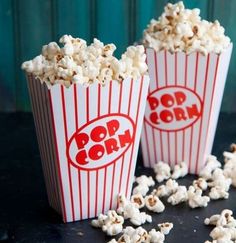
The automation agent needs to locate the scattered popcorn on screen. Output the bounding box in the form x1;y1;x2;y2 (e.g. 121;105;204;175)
91;210;124;236
131;193;145;209
142;1;231;55
149;229;165;243
171;162;188;180
152;179;178;198
22;35;148;87
199;155;222;180
117;194;152;226
208;168;232;192
193;178;208;191
187;186;210;208
209;186;229;200
158;222;174;235
130;211;152;226
167;186;188;205
145;195;165;213
153;161;171;183
133;175;155;196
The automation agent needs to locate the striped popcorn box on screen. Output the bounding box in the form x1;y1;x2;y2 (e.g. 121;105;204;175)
141;44;233;174
27;75;149;222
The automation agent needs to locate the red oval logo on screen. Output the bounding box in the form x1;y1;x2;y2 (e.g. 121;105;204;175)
145;86;202;131
67;114;135;170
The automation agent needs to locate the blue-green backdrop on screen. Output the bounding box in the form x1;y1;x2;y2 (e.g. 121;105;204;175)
0;0;235;112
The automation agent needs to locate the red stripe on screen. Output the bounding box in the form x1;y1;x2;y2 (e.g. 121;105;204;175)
74;85;83;220
102;167;107;213
85;87;90;218
152;128;157;165
175;53;178;164
167;132;170;165
127;78;134;115
188;53;199;173
125;77;144;197
78;171;83;219
196;55;220;173
48;90;67;221
194;54;210;174
154;51;158;87
182;130;185;161
61;86;75;221
184;55;188;86
109;163;116;209
108;81;112;113
164;51;168;86
98;84;101;116
160;131;164;161
144;122;151;167
95;171;98;216
87;171;90;218
117;81;124;208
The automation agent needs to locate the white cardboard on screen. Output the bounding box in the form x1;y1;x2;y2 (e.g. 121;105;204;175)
141;44;233;174
27;75;150;222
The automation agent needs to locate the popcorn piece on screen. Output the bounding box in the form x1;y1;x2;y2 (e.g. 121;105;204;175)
209;186;229;200
208;168;232;191
92;210;124;236
132;184;149;197
142;1;231;55
199;155;222;180
152;179;178;198
131;193;145;209
187;186;210;208
149;229;165;243
193;178;208;191
171;162;188;179
135;175;155;187
167;186;188;205
158;222;174;235
145;195;165;213
210;226;232;241
130;212;152;226
153;161;171;183
107;239;118;243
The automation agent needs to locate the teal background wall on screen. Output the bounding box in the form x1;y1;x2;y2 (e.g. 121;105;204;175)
0;0;235;112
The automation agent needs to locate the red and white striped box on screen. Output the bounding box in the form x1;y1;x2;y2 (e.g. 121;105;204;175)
26;75;150;222
141;44;233;174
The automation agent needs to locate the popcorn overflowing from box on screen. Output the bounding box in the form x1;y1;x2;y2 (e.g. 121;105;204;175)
22;36;149;222
140;1;233;174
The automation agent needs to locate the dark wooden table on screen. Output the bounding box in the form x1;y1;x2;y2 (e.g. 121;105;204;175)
0;112;236;243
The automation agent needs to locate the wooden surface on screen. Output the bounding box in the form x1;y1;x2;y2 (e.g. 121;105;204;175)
0;0;235;112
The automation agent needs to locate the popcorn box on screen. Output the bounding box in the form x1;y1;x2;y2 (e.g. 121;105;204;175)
27;75;149;222
141;44;232;174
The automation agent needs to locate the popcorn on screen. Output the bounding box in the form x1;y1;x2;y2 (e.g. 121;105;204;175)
152;179;178;198
91;210;124;236
22;36;147;87
199;155;222;180
132;175;155;196
187;186;210;208
158;222;174;235
171;162;188;180
149;229;165;243
142;1;231;55
208;168;232;191
145;195;165;213
192;178;208;191
131;193;145;209
209;186;229;200
167;185;188;205
153;161;171;183
117;194;152;226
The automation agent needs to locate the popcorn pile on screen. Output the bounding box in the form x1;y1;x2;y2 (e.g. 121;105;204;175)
21;35;148;87
142;1;231;55
91;144;236;242
204;209;236;242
